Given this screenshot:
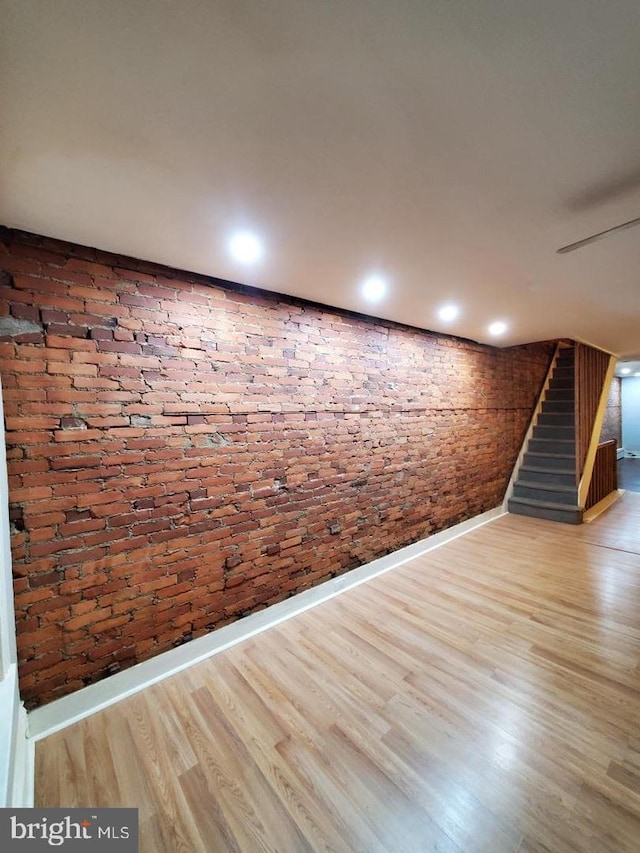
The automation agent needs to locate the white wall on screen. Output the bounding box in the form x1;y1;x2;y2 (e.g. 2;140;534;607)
622;377;640;454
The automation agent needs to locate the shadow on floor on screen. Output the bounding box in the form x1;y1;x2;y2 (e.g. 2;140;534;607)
618;458;640;492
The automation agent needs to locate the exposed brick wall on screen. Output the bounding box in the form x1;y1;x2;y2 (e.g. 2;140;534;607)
0;228;554;707
600;376;622;446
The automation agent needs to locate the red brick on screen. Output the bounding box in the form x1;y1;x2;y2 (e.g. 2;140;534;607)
64;258;116;278
2;229;555;709
65;607;112;632
114;268;157;284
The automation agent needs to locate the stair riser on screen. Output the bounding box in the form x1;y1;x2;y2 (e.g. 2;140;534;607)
522;453;574;470
546;389;575;402
537;413;574;427
508;500;582;525
528;439;575;454
551;368;575;388
519;469;576;487
542;401;574;414
512;484;578;505
533;426;576;440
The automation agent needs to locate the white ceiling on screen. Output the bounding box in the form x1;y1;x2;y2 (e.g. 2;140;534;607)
1;1;639;363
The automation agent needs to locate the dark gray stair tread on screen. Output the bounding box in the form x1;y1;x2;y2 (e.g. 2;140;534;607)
508;495;580;512
529;438;575;446
536;415;574;424
531;435;574;440
524;452;575;461
546;392;575;400
516;480;577;493
518;473;576;488
528;447;576;457
518;471;577;488
508;502;582;525
513;483;578;505
542;402;574;411
520;464;575;476
526;449;574;455
534;428;575;438
535;422;574;429
508;497;582;524
509;504;582;524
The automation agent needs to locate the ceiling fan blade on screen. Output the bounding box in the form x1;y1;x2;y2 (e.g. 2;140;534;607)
557;215;640;254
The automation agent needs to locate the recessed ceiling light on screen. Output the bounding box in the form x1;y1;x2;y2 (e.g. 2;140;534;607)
488;320;507;336
228;231;264;264
361;275;387;302
438;304;459;322
620;367;631;375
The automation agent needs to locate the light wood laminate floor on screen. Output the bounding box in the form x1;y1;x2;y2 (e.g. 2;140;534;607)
36;494;640;852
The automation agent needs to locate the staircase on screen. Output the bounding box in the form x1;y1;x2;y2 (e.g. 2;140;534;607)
508;346;582;524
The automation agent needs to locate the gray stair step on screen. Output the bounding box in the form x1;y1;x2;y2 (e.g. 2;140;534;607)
522;451;575;470
546;388;575;401
508;496;582;525
533;424;576;440
519;465;576;487
542;400;574;414
551;368;575;391
513;481;579;505
528;437;576;454
537;412;574;427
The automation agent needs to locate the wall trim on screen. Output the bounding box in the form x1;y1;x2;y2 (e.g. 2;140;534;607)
0;665;31;807
11;703;33;807
28;505;504;742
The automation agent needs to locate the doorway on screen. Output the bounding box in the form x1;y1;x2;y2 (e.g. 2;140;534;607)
619;374;640;492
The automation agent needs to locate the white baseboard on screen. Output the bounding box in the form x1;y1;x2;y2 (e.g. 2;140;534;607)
28;505;504;742
11;705;33;807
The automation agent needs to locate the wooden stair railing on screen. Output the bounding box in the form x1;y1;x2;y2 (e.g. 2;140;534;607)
576;346;616;510
574;343;611;481
585;440;618;510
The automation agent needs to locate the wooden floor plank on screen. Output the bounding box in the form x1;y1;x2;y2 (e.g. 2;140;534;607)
35;493;640;851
